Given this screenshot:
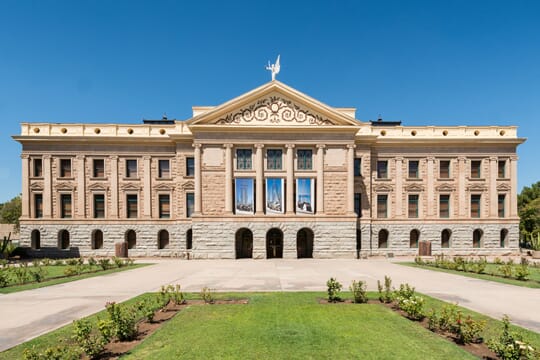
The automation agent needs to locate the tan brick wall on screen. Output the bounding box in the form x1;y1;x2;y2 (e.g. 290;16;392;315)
324;172;347;215
202;171;225;215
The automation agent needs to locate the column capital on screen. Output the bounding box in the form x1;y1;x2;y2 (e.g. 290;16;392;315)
346;143;356;149
426;156;435;162
142;155;151;161
254;143;265;149
43;154;52;160
76;154;85;160
510;155;518;161
489;156;498;162
285;144;295;149
21;154;30;159
223;143;234;149
193;143;202;149
316;144;326;149
110;155;118;160
395;156;404;162
458;156;467;162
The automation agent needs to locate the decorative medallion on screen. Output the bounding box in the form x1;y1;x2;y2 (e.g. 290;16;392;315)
216;96;334;125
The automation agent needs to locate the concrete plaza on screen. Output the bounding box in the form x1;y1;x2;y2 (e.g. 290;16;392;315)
1;258;539;352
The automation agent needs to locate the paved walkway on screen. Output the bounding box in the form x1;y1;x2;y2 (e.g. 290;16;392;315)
1;259;539;352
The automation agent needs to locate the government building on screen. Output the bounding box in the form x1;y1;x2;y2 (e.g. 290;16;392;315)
14;81;525;258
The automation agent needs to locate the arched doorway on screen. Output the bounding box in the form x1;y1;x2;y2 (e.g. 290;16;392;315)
31;230;41;250
266;228;283;259
235;228;253;259
297;228;313;258
58;230;70;249
126;230;136;249
158;230;169;249
356;230;362;259
92;230;103;249
378;229;389;248
500;229;508;248
186;229;193;250
441;229;451;248
410;229;420;248
473;229;483;248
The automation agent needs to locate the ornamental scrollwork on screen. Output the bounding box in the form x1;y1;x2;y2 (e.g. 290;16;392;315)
216;96;334;125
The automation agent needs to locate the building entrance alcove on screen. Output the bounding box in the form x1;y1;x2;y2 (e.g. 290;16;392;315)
296;228;313;258
235;228;253;259
266;228;283;259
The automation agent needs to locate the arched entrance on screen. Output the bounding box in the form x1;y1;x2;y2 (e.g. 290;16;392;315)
158;230;169;249
58;230;70;249
266;228;283;259
235;228;253;259
92;230;103;249
31;230;41;250
126;230;136;249
356;230;362;258
296;228;313;258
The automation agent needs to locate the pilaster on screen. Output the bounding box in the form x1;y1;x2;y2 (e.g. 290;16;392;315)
426;156;435;218
510;155;518;217
347;144;356;214
316;144;325;214
110;156;119;219
76;155;86;219
194;143;202;215
224;144;233;214
286;144;295;214
21;155;30;218
255;144;265;214
143;155;152;218
489;156;498;217
395;157;403;217
458;156;467;218
43;155;52;218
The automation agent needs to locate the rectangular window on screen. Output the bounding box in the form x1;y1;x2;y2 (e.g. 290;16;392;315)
126;194;138;218
377;161;388;179
498;160;506;178
267;149;282;170
377;194;388;218
159;194;170;218
354;193;362;218
498;194;506;218
158;160;170;178
93;159;105;178
93;194;105;218
186;193;195;218
186;157;195;177
33;158;43;177
408;160;419;179
354;158;362;177
297;149;313;170
471;194;481;218
439;160;450;178
408;194;419;218
236;149;252;170
34;193;43;218
439;194;450;218
126;159;137;178
471;160;481;178
60;194;72;218
60;159;71;178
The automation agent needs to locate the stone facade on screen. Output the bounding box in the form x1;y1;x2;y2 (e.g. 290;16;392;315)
14;80;525;259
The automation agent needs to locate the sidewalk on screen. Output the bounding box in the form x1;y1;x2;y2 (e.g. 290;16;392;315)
1;259;539;352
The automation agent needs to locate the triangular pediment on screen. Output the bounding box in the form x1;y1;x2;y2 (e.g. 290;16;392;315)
181;180;194;191
88;183;109;191
467;183;487;192
55;182;76;191
30;182;44;191
153;183;175;191
188;81;360;129
497;183;511;191
405;183;424;192
373;184;393;192
120;183;141;191
436;183;456;192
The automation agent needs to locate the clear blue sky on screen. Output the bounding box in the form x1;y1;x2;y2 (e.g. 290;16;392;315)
0;0;539;202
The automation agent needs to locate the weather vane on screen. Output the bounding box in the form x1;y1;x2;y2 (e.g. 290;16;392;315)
266;54;280;81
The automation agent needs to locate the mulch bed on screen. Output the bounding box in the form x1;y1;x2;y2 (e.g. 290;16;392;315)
318;298;498;359
93;299;248;360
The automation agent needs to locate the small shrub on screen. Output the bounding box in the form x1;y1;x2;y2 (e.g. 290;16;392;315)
171;284;185;305
201;286;215;304
41;258;51;266
494;257;503;265
397;295;425;321
471;257;487;274
427;309;439;331
112;257;124;268
32;259;41;267
72;318;106;359
326;277;342;303
87;257;97;267
66;258;78;266
0;267;11;287
31;266;48;283
97;319;115;343
488;315;536;360
22;343;79;360
53;259;65;266
438;303;459;332
124;258;135;267
105;301;138;341
515;263;530;281
136;297;160;323
349;280;368;304
13;264;30;284
0;259;9;267
395;283;415;300
414;256;424;265
98;258;112;270
63;266;77;277
500;260;514;278
377;276;393;303
452;312;486;344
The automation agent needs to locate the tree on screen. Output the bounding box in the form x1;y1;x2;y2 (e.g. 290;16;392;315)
518;182;540;241
0;195;22;233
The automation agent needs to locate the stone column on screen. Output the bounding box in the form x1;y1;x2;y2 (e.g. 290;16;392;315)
255;144;265;214
395;157;403;217
110;156;119;219
194;143;202;215
316;144;325;214
224;144;233;214
489;156;498;218
458;156;467;218
21;154;30;218
426;157;435;218
43;155;52;218
510;155;518;217
143;156;152;218
347;144;356;214
76;155;86;218
286;144;295;214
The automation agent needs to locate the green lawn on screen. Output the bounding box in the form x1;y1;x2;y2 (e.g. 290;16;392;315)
401;262;540;288
4;292;539;360
0;264;149;294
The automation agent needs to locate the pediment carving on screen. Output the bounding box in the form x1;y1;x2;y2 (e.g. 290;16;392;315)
153;183;175;191
181;181;194;191
467;183;487;192
405;184;424;192
88;183;109;191
497;183;511;191
30;182;44;191
55;182;76;191
436;183;456;192
215;95;335;126
120;183;141;191
373;184;393;192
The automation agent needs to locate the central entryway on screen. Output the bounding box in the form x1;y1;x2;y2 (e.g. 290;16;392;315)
235;228;253;259
266;228;283;258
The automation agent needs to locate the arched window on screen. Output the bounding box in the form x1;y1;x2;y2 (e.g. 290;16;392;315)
158;230;169;249
58;230;70;250
500;229;508;248
126;230;136;249
92;230;103;249
296;228;314;259
186;229;193;250
410;229;420;248
473;229;483;248
378;229;389;248
441;229;451;248
31;230;41;250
